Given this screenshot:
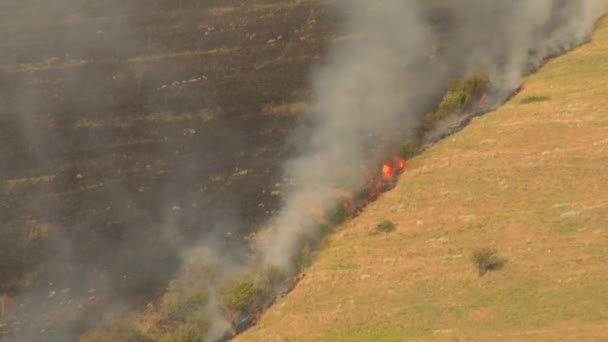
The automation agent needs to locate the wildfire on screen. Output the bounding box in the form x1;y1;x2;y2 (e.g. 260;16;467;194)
382;156;407;181
228;273;306;340
382;163;392;180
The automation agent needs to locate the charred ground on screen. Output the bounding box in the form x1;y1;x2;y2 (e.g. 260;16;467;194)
1;0;336;336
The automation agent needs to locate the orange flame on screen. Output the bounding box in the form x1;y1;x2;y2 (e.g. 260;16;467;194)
382;163;392;181
393;156;406;170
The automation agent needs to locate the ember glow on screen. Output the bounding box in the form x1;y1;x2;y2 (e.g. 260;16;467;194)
342;156;408;219
382;163;393;181
381;156;407;182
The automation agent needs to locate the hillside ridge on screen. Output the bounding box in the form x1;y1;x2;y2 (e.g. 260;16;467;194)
239;16;608;341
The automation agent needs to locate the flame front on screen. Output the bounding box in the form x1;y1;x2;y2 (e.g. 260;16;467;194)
382;163;393;180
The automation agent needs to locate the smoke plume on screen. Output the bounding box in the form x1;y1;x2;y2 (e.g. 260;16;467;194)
1;0;607;341
259;0;608;270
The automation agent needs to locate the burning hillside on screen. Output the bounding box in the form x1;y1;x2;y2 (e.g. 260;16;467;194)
2;0;608;341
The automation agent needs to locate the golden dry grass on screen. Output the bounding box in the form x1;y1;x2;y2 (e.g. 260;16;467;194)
238;17;608;341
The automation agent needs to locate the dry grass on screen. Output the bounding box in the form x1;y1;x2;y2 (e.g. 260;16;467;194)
238;17;608;341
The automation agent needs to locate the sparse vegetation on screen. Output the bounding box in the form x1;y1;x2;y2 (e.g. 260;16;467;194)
80;320;153;342
520;96;551;104
420;74;490;129
159;322;209;342
439;74;490;113
162;281;209;321
471;247;506;276
160;252;215;322
221;277;262;313
376;220;397;233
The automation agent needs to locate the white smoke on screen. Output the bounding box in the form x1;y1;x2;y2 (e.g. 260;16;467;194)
259;0;608;270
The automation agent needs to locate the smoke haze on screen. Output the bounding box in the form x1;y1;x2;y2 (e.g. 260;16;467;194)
259;0;608;270
1;0;607;341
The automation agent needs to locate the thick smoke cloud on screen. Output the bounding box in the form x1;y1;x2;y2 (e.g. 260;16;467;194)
260;0;608;270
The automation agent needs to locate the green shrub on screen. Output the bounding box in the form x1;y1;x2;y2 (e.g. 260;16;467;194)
221;277;261;312
420;74;490;130
519;96;550;104
471;247;507;276
376;220;397;233
80;320;153;342
438;74;490;113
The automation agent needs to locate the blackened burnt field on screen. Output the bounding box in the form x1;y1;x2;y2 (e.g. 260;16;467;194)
0;0;337;302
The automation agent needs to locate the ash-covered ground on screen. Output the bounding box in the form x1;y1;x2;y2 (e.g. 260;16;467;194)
1;0;335;336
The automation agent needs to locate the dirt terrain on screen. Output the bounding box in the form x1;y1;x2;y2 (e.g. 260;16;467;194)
240;17;608;341
1;0;333;337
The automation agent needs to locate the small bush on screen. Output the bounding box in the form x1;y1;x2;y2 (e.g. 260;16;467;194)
419;74;490;131
519;96;550;104
471;247;506;276
439;74;490;113
376;220;397;233
162;284;209;321
221;277;261;313
80;320;153;342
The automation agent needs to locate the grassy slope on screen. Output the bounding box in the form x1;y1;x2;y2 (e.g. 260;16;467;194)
240;17;608;341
